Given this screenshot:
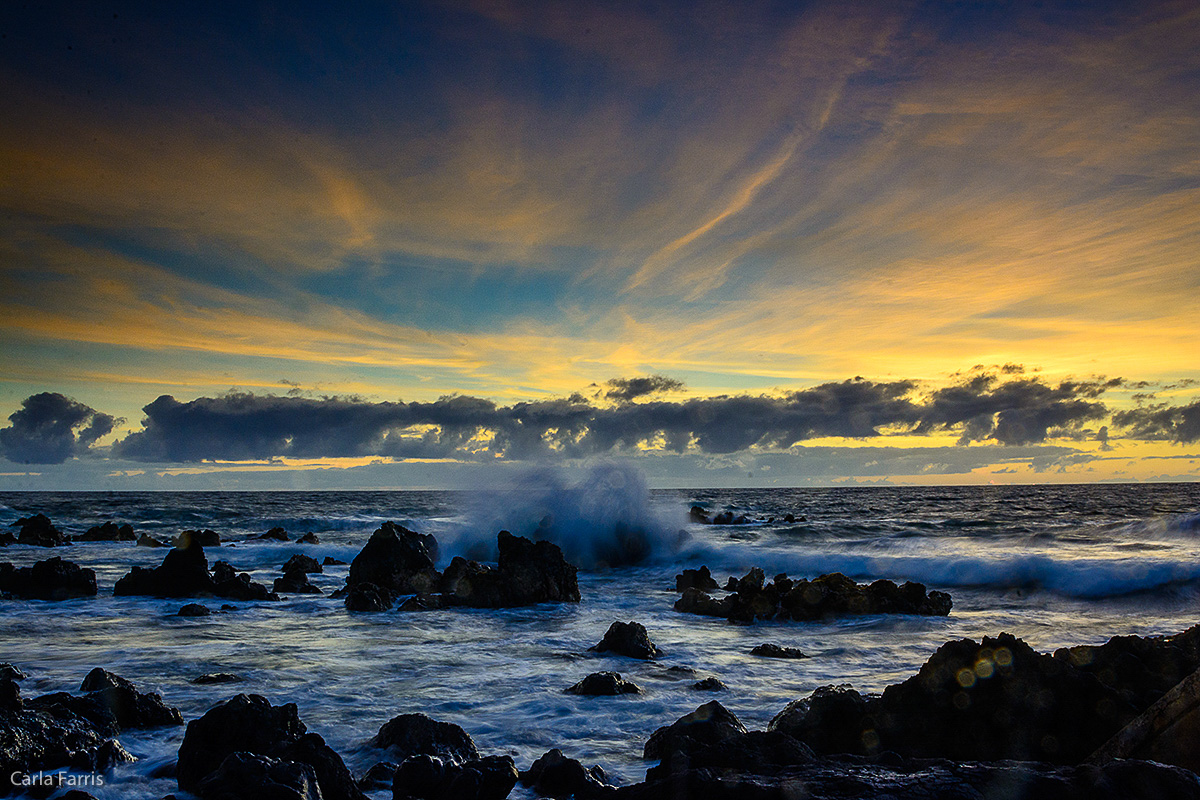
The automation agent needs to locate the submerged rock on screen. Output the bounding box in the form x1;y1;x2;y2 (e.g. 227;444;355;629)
256;527;291;541
179;603;211;617
192;673;245;685
298;532;320;544
691;677;728;692
675;569;951;624
77;521;136;542
137;532;172;548
12;514;69;547
589;621;662;660
750;644;808;659
0;557;97;599
565;672;642;696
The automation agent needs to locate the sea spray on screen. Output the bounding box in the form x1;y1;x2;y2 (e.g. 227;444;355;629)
445;462;678;568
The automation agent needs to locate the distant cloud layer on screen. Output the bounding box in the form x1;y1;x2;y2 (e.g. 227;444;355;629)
4;371;1192;466
0;392;116;464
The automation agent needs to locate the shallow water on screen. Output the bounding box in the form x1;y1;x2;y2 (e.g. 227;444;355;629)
2;475;1199;797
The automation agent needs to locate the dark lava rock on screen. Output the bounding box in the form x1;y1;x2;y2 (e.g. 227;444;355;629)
0;531;12;547
691;677;727;691
323;557;347;566
348;522;440;595
192;674;245;685
298;533;320;545
1055;625;1200;710
0;557;97;600
0;664;26;682
392;754;517;800
370;713;479;764
520;748;612;799
565;672;641;696
589;621;662;660
179;603;211;617
195;751;320;800
359;761;399;790
118;544;277;601
711;510;749;525
274;569;322;595
13;514;68;546
675;566;718;592
74;668;183;730
0;679;137;785
618;752;1200;800
345;582;393;612
258;527;291;541
770;633;1139;765
283;554;323;574
688;506;710;524
77;521;135;542
751;644;809;659
648;729;815;784
676;569;952;624
179;529;221;548
137;532;172;547
176;694;364;800
439;531;580;608
643;701;748;760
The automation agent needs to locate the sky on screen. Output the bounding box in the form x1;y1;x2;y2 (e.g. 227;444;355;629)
1;0;1198;490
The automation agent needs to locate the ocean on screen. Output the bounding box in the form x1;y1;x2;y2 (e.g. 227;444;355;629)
2;466;1199;798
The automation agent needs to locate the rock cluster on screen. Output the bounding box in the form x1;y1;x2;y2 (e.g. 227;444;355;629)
77;521;136;542
11;514;69;546
0;667;180;786
675;567;951;623
369;713;518;800
114;539;277;600
343;525;579;612
0;557;97;599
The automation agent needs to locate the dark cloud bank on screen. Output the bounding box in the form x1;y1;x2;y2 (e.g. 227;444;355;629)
5;372;1192;467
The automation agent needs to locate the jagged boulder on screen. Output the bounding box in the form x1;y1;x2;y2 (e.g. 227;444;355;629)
345;582;393;612
176;694;364;800
348;523;440;595
13;514;68;546
0;557;97;599
283;554;322;574
195;752;321;800
115;541;276;601
274;569;322;595
675;566;718;592
519;749;612;800
438;531;579;608
179;529;221;548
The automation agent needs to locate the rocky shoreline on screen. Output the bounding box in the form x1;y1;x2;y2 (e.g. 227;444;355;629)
3;621;1200;799
4;514;1200;798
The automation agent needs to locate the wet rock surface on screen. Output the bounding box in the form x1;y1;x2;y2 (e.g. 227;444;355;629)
589;621;662;660
347;522;440;595
675;567;952;623
751;643;808;659
176;693;365;800
392;753;518;800
370;713;480;764
520;748;613;799
565;672;642;696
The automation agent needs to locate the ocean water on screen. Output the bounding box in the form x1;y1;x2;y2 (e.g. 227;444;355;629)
2;467;1199;798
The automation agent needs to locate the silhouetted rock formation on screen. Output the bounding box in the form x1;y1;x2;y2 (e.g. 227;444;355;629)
77;521;136;542
176;693;364;800
0;557;97;599
676;568;951;623
589;621;662;660
12;514;68;546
